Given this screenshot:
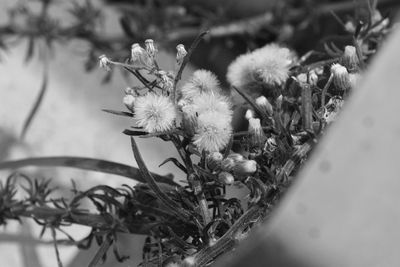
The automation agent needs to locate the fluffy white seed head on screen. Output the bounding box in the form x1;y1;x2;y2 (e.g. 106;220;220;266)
193;111;232;152
134;93;177;133
179;70;221;100
183;92;232;122
227;43;295;89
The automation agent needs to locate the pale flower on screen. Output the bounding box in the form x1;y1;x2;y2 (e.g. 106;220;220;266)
227;43;296;89
193;111;232;152
179;70;221;100
134;93;176;133
183;92;232;122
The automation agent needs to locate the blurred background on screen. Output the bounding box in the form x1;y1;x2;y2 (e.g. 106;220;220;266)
0;0;399;266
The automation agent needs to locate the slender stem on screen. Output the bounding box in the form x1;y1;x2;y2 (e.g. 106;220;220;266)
172;30;209;103
321;74;333;106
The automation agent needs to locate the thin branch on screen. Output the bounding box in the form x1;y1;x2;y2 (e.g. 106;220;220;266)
172;30;209;103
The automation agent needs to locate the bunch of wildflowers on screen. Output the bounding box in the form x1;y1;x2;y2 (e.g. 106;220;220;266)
0;4;393;266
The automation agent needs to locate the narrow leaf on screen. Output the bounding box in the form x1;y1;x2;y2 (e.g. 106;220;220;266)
25;37;35;63
159;157;187;173
231;86;269;122
102;109;133;117
130;137;198;225
123;129;147;136
88;235;113;267
0;157;178;186
20;66;48;139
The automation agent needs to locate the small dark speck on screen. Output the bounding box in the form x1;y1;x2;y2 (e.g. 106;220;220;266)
308;227;320;239
319;160;331;173
362;116;374;128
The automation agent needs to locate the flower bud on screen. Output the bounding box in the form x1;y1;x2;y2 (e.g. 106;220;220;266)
255;96;273;116
144;39;156;58
217;171;235;185
125;87;134;95
221;158;235;171
344;21;356;33
206;152;223;170
233;160;257;176
248;118;265;147
276;95;283;110
331;63;350;90
131;43;152;68
245;109;254;120
296;73;307;84
131;43;145;62
158;70;174;92
123;94;135;110
227;153;244;162
99;54;111;71
308;70;319;86
176;44;187;63
341;46;359;71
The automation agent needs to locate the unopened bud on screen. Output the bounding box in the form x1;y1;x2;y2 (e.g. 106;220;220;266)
221;158;235;172
308;70;319;86
207;152;223;170
123;94;135;110
99;55;111;71
331;63;350;90
217;171;235;185
276;95;283;110
125;87;134;95
131;43;145;62
255;96;273;116
342;46;359;71
176;44;187;63
158;70;174;92
144;39;156;58
296;73;307;84
248;118;265;147
245;109;254;120
227;153;244;162
233;160;257;176
344;21;356;33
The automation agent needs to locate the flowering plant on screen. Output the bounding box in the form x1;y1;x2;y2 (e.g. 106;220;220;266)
0;1;395;267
